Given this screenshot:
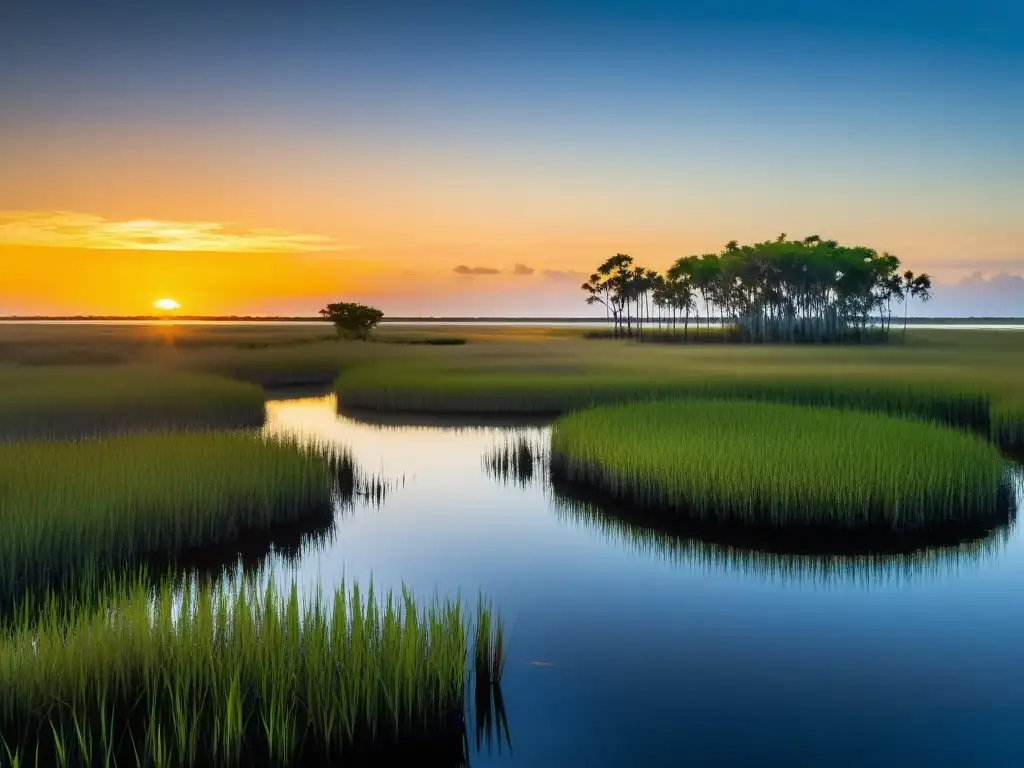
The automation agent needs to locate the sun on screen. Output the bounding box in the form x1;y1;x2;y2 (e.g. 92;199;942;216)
153;298;180;311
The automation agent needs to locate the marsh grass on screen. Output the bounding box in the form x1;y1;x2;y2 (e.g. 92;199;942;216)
0;573;500;766
338;406;556;431
333;329;1024;450
482;432;550;487
471;597;511;757
0;366;266;441
337;367;991;435
0;432;344;606
550;400;1011;533
376;336;469;346
582;327;736;343
550;480;1017;587
992;400;1024;455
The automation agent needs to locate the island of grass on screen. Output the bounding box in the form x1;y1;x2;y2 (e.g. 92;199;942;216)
0;432;342;605
550;400;1012;536
0;430;507;763
0;366;267;441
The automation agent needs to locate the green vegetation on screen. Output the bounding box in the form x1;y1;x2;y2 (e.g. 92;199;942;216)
583;327;742;343
0;367;265;441
550;400;1009;532
0;574;497;766
0;432;339;603
581;235;932;342
992;402;1024;459
377;336;469;346
333;329;1024;453
339;365;989;431
0;324;1020;451
0;323;528;765
319;302;385;340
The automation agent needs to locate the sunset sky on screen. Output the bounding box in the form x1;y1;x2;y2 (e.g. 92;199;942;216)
2;1;1022;316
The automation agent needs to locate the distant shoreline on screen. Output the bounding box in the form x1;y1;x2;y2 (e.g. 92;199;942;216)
1;316;1022;324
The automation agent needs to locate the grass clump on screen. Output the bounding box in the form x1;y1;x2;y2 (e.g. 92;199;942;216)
0;574;493;766
550;400;1010;533
0;366;266;441
0;432;339;605
376;336;469;346
991;398;1024;455
483;432;549;487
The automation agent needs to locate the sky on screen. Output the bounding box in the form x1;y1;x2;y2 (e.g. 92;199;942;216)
1;1;1022;316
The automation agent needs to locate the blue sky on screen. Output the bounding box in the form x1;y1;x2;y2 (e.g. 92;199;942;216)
2;0;1022;315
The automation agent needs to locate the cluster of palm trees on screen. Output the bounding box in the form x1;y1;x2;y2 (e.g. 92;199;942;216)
581;234;933;343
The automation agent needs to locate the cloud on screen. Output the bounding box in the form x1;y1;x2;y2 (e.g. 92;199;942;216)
512;263;535;276
956;270;1024;289
0;210;338;253
542;268;587;283
453;265;501;275
921;271;1024;317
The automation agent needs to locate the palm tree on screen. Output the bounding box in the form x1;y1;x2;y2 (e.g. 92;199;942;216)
667;257;698;341
693;253;720;337
585;236;930;345
900;270;915;342
902;271;932;342
581;254;634;337
650;273;670;331
581;272;613;328
673;274;697;341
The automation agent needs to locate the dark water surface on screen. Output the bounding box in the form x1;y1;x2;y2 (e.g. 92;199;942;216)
255;394;1024;767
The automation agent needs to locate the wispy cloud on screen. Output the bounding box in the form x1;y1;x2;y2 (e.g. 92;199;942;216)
542;268;587;282
512;263;535;275
0;210;339;252
453;265;501;275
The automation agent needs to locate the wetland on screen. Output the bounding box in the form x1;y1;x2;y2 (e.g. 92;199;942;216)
1;324;1023;765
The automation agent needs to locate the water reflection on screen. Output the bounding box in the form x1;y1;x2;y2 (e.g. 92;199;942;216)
252;394;1024;766
268;394;1022;591
482;432;550;488
550;480;1018;587
472;417;1021;587
339;406;555;431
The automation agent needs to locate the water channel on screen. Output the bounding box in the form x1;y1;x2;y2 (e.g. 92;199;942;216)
245;392;1024;766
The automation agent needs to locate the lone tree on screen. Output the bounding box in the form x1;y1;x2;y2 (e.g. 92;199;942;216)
319;302;384;340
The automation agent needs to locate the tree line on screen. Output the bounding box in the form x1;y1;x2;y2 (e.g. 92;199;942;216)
581;234;932;343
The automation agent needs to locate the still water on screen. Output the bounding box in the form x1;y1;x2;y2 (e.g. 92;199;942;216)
254;393;1023;767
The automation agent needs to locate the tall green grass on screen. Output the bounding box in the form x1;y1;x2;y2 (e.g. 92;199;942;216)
550;400;1010;533
0;366;266;441
992;399;1024;456
333;330;1024;452
336;362;992;431
0;573;498;766
0;432;340;605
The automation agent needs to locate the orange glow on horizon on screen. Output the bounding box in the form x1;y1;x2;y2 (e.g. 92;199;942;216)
1;205;1016;316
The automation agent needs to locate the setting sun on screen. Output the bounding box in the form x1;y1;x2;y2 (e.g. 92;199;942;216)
153;298;180;311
